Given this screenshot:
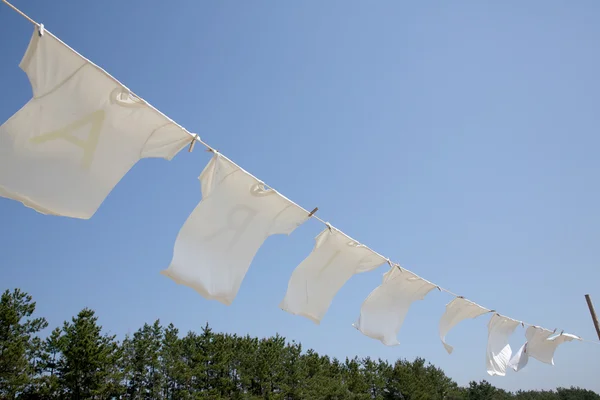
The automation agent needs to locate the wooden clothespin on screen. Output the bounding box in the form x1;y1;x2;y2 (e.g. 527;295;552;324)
387;259;403;272
188;134;199;152
308;207;318;218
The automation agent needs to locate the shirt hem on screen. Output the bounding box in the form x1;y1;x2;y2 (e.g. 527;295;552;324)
279;304;322;325
160;267;235;306
0;184;91;219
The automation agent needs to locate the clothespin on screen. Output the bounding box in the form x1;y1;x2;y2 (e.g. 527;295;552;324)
436;286;442;292
387;259;402;272
38;23;44;37
521;322;525;328
188;134;199;152
553;328;557;334
325;222;333;232
308;207;318;218
457;295;464;299
560;330;564;336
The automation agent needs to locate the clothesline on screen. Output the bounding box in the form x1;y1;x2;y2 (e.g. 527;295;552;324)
2;0;599;347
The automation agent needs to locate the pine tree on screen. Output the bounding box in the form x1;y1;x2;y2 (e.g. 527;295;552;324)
123;320;164;399
56;308;122;399
37;327;65;399
0;288;47;399
160;323;184;400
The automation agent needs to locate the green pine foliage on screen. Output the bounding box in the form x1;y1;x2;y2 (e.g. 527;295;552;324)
0;288;598;400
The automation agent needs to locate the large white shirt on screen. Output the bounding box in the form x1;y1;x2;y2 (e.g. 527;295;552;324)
439;297;490;354
162;153;309;305
354;266;437;346
0;27;191;219
508;326;580;371
486;314;520;376
280;226;386;324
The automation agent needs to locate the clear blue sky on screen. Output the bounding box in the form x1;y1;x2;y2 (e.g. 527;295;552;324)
1;0;599;393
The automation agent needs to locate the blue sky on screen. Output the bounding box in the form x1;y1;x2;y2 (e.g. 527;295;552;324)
1;0;599;392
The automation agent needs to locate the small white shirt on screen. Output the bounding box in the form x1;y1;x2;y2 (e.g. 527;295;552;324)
280;226;386;324
509;326;580;371
439;297;490;354
162;153;309;305
0;27;191;219
486;314;520;376
354;266;437;346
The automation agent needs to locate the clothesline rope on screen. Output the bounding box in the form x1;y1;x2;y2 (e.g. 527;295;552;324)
2;0;599;347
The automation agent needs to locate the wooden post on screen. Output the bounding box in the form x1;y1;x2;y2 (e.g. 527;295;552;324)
584;294;600;340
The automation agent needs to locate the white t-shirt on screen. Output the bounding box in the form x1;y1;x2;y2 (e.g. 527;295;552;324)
280;226;386;324
353;266;437;346
509;326;580;371
508;341;529;372
439;297;490;354
162;153;309;305
486;314;520;376
0;27;191;219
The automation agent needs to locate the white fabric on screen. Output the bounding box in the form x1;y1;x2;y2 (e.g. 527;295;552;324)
508;342;529;372
353;266;436;346
162;153;308;305
509;326;580;371
0;27;190;219
486;314;520;376
439;297;490;354
280;226;386;324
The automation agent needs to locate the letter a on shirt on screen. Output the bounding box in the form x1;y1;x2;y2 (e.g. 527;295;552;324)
0;27;191;219
162;153;309;306
280;226;386;324
354;267;437;346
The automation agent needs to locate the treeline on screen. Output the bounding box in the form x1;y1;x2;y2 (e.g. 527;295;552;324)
0;288;597;400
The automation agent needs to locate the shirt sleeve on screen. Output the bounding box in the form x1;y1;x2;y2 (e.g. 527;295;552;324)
198;152;239;198
139;122;191;160
19;28;87;99
268;198;310;236
355;249;387;273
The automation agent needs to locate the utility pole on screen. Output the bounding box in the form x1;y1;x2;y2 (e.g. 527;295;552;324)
584;294;600;340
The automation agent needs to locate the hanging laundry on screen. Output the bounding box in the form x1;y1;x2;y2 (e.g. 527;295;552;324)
439;297;490;354
508;340;529;372
354;266;437;346
0;27;191;219
280;226;386;324
162;152;309;306
508;326;580;371
486;314;520;376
